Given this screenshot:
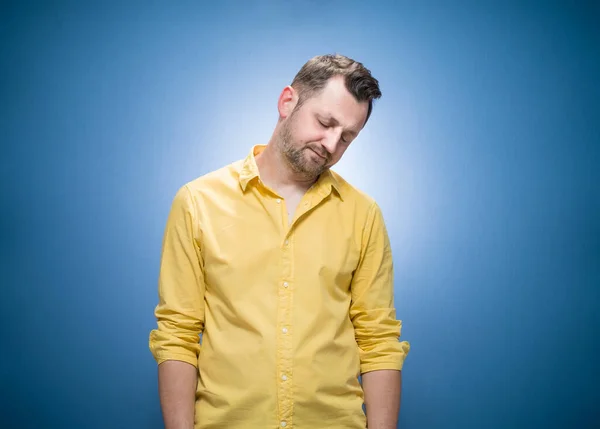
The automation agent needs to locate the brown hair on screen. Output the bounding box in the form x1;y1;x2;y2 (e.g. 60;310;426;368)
290;54;382;124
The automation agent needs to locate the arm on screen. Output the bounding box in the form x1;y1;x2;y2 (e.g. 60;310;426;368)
349;202;410;428
149;185;206;429
158;361;198;429
362;370;402;429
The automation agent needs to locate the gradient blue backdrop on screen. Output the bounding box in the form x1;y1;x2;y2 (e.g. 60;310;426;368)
1;1;598;428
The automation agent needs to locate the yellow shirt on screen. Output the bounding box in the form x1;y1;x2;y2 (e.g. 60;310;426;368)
149;145;410;429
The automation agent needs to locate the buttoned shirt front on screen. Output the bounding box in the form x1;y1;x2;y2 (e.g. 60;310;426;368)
149;144;410;429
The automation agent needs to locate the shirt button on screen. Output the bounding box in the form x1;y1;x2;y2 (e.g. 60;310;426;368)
282;375;288;381
284;239;289;245
283;282;288;288
282;327;288;334
276;199;281;204
281;422;287;427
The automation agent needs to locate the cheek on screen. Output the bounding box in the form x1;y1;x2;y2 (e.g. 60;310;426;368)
307;128;327;143
291;124;321;145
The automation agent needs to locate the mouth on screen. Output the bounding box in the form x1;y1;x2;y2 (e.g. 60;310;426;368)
308;147;327;161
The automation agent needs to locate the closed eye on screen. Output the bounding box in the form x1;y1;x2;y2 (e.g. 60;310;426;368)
317;115;354;144
341;133;354;144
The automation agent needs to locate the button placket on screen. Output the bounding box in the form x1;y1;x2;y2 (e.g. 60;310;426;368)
277;225;294;427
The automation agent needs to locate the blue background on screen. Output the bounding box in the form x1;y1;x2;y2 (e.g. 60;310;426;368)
1;1;598;428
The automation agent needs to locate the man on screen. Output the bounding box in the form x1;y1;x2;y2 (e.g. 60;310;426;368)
149;54;410;429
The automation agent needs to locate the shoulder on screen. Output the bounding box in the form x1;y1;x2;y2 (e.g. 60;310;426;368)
166;159;244;217
328;169;389;233
183;159;244;196
328;169;378;210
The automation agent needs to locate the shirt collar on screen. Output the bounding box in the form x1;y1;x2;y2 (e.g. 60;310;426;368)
238;145;263;191
238;144;344;201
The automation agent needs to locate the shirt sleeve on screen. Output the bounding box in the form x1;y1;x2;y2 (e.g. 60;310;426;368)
350;201;410;374
149;185;205;368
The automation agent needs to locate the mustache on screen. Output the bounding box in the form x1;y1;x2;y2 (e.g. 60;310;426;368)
307;145;329;160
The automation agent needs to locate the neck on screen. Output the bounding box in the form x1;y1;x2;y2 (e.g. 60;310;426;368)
256;138;318;194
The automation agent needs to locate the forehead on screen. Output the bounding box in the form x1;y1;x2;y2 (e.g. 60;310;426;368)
303;76;368;130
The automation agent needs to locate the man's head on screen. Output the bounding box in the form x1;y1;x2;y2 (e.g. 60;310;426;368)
274;54;381;180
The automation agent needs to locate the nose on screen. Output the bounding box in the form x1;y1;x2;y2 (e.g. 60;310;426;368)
321;128;342;154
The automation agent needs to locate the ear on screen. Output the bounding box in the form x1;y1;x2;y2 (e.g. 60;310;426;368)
277;85;298;119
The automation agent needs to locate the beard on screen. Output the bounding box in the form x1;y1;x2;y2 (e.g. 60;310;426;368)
279;117;330;180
